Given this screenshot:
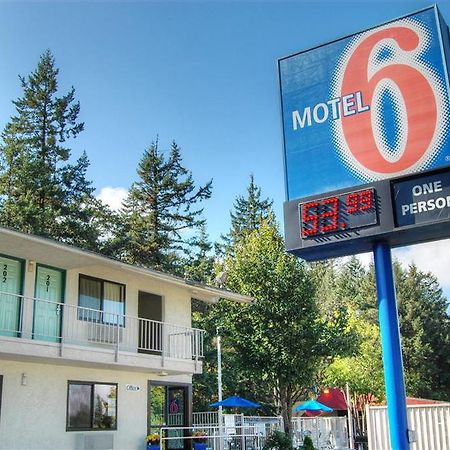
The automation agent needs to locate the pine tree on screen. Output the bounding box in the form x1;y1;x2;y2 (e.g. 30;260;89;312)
184;224;214;283
396;263;450;399
217;220;352;435
218;174;273;255
118;139;212;274
0;50;106;250
58;151;113;250
329;259;450;401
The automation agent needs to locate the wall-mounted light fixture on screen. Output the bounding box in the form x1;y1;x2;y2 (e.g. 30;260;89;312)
21;373;27;386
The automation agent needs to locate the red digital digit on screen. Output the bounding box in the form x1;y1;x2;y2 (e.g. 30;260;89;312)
301;201;320;236
359;190;373;210
346;193;359;213
320;197;339;232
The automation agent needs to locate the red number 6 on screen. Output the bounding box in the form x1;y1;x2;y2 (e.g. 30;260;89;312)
341;27;437;174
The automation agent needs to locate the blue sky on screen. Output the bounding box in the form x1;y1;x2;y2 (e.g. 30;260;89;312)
1;0;450;297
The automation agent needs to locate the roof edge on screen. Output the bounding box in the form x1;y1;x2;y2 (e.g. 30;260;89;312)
0;227;252;304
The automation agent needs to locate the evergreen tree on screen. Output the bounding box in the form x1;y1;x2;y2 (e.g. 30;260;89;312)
117;139;212;274
216;220;353;435
218;174;273;255
334;259;450;401
184;224;214;283
58;151;114;250
0;50;107;250
396;263;450;399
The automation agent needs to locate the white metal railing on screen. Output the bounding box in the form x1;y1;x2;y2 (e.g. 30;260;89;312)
193;411;220;426
160;425;267;450
292;417;349;449
193;414;349;450
0;291;204;360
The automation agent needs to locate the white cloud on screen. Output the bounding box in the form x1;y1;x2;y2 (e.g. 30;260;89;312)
392;239;450;289
97;186;128;211
356;251;373;268
354;239;450;291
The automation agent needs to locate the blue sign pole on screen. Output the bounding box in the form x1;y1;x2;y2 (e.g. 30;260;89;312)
373;242;409;450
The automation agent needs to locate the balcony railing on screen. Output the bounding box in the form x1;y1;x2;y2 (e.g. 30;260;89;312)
0;291;204;360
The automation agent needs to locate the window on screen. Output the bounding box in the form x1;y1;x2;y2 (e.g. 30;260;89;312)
78;275;125;325
67;381;117;431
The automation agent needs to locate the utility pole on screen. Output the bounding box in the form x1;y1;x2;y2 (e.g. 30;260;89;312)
216;327;224;450
346;383;355;449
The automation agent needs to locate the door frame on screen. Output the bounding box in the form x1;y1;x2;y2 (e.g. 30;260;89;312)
0;253;25;336
138;290;164;322
32;263;66;341
138;291;164;354
147;380;193;450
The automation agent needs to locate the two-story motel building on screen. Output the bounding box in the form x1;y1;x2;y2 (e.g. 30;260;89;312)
0;227;251;450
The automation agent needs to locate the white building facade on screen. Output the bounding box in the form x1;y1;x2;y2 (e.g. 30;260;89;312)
0;227;250;450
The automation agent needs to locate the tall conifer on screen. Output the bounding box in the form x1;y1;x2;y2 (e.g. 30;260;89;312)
219;174;273;255
0;50;106;250
118;139;212;274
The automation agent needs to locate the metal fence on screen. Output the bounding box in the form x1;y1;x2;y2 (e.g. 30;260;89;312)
193;413;349;450
292;417;349;449
366;403;450;450
161;424;267;450
0;291;204;360
194;412;220;427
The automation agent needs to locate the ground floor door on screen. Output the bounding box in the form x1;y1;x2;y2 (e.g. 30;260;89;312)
0;255;23;337
33;265;65;342
148;383;192;450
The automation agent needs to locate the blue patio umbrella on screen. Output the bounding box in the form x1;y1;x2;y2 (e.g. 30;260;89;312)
295;399;333;412
210;395;261;408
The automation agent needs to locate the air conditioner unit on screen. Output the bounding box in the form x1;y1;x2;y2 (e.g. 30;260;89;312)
77;433;114;450
88;322;123;344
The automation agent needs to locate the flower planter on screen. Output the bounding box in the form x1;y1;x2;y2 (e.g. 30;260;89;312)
194;443;207;450
147;444;160;450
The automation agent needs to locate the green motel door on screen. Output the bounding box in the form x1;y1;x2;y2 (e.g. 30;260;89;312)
33;265;64;342
0;255;23;337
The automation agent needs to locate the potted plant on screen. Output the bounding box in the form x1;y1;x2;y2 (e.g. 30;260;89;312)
303;435;315;450
147;433;161;450
262;431;292;450
192;431;207;450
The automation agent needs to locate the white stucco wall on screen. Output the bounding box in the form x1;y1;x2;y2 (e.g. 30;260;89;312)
19;263;192;329
65;264;192;328
0;359;192;450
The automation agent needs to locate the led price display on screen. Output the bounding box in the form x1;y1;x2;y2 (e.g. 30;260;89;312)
300;189;377;238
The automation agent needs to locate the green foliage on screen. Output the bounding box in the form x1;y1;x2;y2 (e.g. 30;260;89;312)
323;313;385;400
116;139;212;274
213;220;353;434
220;221;320;386
262;431;292;450
395;263;450;399
184;224;214;283
302;435;315;450
0;50;110;250
323;258;450;402
218;174;273;255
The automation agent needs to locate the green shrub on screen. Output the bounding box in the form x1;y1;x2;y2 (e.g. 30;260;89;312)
262;431;293;450
302;435;315;450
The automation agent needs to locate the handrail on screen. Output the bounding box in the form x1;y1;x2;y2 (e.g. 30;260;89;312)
0;290;204;359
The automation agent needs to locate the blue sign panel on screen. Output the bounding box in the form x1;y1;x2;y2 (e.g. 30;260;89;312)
393;167;450;227
279;6;450;201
